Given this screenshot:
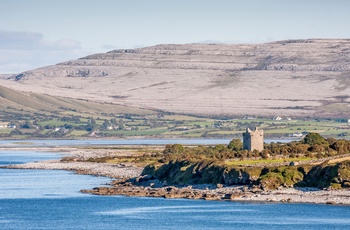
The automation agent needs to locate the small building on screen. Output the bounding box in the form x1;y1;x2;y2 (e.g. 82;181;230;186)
8;124;16;129
273;116;282;121
289;132;303;138
242;127;264;152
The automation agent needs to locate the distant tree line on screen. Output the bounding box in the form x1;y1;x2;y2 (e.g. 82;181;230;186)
161;133;350;163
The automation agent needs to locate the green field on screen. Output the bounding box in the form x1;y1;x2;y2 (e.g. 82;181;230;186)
0;129;11;134
1;83;350;139
101;128;168;136
2;111;350;139
225;157;313;166
68;130;89;137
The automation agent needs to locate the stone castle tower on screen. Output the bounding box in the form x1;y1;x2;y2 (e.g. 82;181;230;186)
242;127;264;152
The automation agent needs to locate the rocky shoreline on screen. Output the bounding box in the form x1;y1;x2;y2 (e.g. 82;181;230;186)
3;159;350;205
1;160;143;179
81;175;350;205
2;147;350;205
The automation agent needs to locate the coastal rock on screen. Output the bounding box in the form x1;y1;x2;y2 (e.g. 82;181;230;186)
223;169;253;185
223;194;240;200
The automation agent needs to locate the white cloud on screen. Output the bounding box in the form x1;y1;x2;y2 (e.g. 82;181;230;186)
102;44;119;51
0;30;81;50
0;30;86;73
41;39;82;50
0;31;43;50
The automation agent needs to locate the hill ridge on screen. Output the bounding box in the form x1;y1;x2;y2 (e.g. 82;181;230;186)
1;39;350;118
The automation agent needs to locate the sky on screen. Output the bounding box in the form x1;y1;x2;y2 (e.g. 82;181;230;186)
1;0;350;74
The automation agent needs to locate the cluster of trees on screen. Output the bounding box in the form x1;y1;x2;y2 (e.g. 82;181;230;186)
161;133;350;163
0;115;132;138
264;133;350;158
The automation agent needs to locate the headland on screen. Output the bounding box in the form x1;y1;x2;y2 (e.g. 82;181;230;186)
2;135;350;205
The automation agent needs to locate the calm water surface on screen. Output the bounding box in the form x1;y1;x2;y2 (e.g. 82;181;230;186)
0;138;293;147
1;142;350;229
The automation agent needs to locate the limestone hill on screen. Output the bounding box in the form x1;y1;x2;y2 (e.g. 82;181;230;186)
1;39;350;118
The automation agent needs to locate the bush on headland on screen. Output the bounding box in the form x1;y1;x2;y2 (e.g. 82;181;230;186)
298;160;350;189
142;133;350;190
160;133;350;164
143;160;350;190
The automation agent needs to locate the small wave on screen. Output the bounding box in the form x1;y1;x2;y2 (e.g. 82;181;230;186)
0;219;13;223
96;205;255;216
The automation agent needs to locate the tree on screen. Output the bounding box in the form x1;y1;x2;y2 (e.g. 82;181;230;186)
85;124;96;132
118;119;125;130
110;118;118;126
302;133;328;145
89;117;96;125
228;139;243;151
102;120;112;129
64;124;73;129
21;120;34;129
163;144;184;154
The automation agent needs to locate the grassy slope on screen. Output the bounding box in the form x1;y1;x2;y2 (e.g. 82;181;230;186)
0;85;155;116
0;85;58;112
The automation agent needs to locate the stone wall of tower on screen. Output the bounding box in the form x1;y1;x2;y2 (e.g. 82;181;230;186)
242;127;264;152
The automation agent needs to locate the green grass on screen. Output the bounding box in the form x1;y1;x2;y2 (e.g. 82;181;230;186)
101;128;168;136
68;130;89;136
40;130;50;135
0;129;11;134
225;157;313;166
208;130;241;135
37;120;81;127
10;135;27;139
180;132;203;138
186;121;213;126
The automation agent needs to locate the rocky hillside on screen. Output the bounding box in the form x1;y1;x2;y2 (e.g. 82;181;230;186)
142;159;350;190
2;39;350;118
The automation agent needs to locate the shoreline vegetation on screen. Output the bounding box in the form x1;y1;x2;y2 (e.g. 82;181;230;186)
2;133;350;205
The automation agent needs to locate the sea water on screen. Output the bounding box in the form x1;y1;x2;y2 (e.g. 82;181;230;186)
0;138;292;147
1;149;350;229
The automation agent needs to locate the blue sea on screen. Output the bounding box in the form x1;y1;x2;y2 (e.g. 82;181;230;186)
1;142;350;229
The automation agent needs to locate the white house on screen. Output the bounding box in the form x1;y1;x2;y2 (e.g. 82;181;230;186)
292;132;303;137
8;124;16;129
273;116;282;121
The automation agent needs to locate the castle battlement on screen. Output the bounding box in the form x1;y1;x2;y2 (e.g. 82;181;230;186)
242;127;264;152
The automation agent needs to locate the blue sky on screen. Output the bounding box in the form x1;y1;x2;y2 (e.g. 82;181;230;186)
1;0;350;73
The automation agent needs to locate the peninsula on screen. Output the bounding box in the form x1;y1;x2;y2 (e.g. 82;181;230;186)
2;133;350;205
